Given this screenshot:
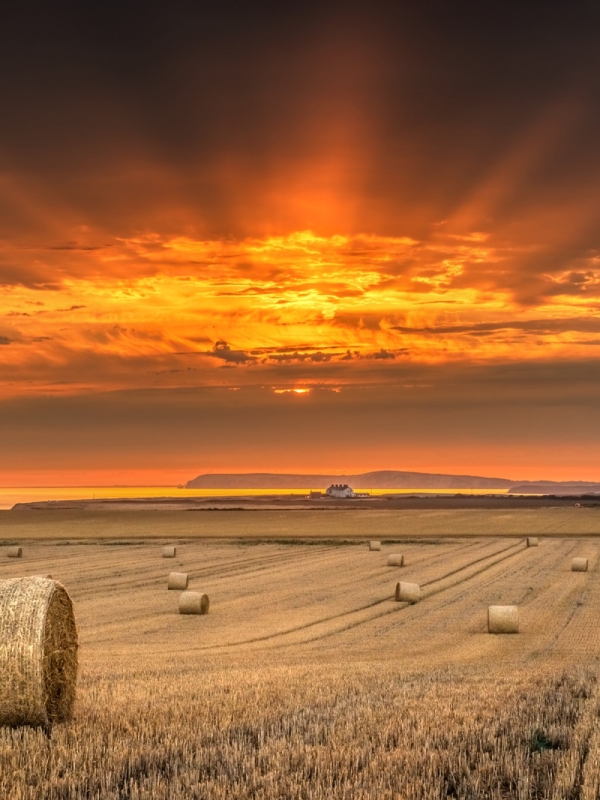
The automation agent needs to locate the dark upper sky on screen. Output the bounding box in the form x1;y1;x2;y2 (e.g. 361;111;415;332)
2;1;600;238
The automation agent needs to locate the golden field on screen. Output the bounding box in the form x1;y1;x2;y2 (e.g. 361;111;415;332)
2;506;600;539
2;509;600;798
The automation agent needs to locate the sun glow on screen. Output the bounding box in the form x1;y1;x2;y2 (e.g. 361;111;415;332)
273;388;312;395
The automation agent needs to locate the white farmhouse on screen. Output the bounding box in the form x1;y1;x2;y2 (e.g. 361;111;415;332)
326;484;355;498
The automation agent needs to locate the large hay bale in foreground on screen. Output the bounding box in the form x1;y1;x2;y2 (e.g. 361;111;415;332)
572;557;589;572
488;605;519;634
0;577;78;729
162;545;177;558
387;554;405;567
395;581;421;604
7;546;22;558
369;541;381;551
168;572;189;590
526;537;539;547
178;591;209;615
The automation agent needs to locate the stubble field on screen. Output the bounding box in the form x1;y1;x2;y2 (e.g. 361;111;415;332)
2;508;600;798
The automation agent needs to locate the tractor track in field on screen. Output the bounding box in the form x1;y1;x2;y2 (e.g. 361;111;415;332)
184;537;489;586
63;546;341;598
194;539;530;651
401;538;581;628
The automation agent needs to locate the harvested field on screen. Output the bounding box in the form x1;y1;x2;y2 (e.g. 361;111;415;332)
2;506;600;540
2;512;600;797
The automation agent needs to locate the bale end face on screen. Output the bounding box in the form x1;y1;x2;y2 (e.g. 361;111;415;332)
7;546;22;558
0;577;78;729
179;591;209;615
369;541;382;551
387;554;404;567
168;572;189;590
162;546;177;558
488;605;519;634
395;581;421;604
526;537;539;547
572;557;589;572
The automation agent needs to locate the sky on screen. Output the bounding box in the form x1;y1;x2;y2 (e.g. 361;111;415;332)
1;1;600;485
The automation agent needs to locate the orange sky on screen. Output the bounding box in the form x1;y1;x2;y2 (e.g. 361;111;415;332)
1;3;600;484
2;226;600;399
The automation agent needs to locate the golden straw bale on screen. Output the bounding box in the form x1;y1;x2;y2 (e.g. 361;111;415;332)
6;547;22;558
526;537;539;547
162;545;177;558
168;572;189;590
369;541;381;551
178;591;209;615
394;581;421;603
488;605;519;634
387;554;405;567
0;577;78;729
572;557;589;572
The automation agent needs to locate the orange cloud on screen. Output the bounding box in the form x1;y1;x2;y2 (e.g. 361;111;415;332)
1;228;600;396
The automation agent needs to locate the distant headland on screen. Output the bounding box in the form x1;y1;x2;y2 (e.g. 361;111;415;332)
186;471;600;495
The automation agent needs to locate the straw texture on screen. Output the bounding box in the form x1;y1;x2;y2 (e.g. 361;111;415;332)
387;554;405;567
162;546;177;558
395;581;421;604
0;577;78;729
178;591;210;615
526;537;539;547
6;547;22;558
168;572;189;590
488;605;519;634
572;557;589;572
368;541;381;551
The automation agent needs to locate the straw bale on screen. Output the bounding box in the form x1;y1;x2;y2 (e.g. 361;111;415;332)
387;554;405;567
162;545;177;558
178;591;209;615
7;546;22;558
0;577;78;729
488;605;519;634
526;537;539;547
395;581;421;603
168;572;189;590
368;541;381;551
572;557;589;572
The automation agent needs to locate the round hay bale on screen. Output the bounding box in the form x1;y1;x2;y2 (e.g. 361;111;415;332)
368;541;381;551
168;572;189;590
162;545;176;558
7;546;22;558
395;581;421;604
0;577;78;729
526;537;539;547
572;557;589;572
387;554;405;567
178;591;209;615
488;605;519;634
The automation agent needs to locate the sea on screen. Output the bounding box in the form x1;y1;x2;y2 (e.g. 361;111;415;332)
0;486;508;510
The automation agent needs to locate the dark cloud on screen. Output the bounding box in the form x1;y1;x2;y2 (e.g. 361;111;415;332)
208;340;257;365
49;243;106;252
0;336;12;345
265;351;334;363
393;318;600;336
368;348;397;359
